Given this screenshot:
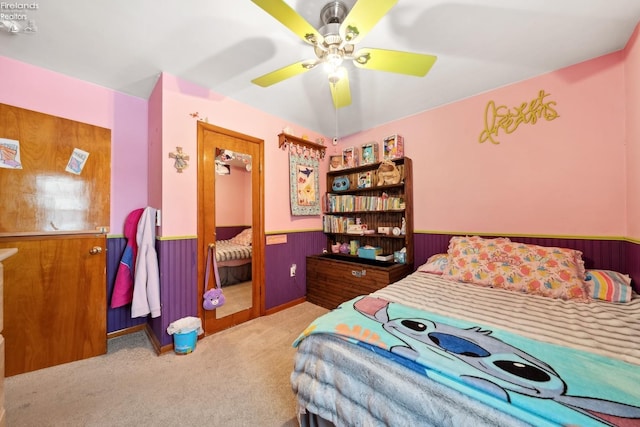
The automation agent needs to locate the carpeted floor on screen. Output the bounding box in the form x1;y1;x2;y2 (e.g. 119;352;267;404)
5;302;328;427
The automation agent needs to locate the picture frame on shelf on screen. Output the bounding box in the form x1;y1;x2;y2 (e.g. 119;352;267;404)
383;134;404;160
329;154;343;171
342;146;358;168
357;171;372;188
361;142;379;165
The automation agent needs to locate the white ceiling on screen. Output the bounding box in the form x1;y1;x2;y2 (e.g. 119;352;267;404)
1;1;640;137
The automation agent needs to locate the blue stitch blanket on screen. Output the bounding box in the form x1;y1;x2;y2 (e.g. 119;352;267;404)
294;296;640;427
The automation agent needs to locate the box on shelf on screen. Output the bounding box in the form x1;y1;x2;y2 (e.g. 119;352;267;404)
347;224;368;234
361;142;379;164
342;146;358;168
394;250;407;264
329;154;343;171
358;246;382;259
383;134;404;160
377;226;391;235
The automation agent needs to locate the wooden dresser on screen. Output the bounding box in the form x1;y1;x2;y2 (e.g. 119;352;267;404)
306;254;411;309
0;248;17;427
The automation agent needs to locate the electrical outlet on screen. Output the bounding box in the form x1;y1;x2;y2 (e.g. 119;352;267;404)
290;264;297;277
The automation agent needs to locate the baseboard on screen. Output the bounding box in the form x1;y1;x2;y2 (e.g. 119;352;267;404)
265;297;306;316
106;323;146;339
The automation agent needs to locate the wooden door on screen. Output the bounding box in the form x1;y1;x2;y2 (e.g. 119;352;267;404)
197;123;264;335
0;104;110;376
0;235;106;376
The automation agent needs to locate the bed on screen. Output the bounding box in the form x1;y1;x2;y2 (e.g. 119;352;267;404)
291;236;640;427
215;228;252;286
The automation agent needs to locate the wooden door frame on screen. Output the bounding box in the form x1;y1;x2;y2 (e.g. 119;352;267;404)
196;122;265;335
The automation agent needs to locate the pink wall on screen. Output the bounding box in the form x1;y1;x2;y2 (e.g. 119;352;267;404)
625;25;640;240
341;51;628;238
0;56;149;234
3;26;638;242
147;74;163;220
215;165;252;226
158;74;328;237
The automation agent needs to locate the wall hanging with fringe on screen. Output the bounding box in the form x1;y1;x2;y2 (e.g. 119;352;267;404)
288;143;321;216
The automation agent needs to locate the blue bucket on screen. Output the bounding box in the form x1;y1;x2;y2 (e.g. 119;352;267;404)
173;329;197;354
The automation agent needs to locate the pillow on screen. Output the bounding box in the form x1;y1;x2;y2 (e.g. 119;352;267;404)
229;228;252;246
443;236;590;302
585;269;632;303
418;253;449;275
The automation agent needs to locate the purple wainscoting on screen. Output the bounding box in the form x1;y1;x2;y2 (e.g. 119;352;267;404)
106;237;146;333
414;233;638;290
106;233;640;346
151;238;198;347
106;237;199;346
626;241;640;293
265;231;326;310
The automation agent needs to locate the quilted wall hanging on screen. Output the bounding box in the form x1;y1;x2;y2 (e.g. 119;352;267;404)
289;144;321;216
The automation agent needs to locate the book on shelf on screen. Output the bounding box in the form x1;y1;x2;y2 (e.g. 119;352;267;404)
325;193;404;213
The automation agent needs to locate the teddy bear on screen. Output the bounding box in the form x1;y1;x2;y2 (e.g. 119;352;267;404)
377;160;401;185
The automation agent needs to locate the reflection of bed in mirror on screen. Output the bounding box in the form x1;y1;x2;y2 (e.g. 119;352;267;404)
215;227;252;286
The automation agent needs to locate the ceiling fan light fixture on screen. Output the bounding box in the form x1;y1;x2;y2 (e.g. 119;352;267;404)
326;45;343;67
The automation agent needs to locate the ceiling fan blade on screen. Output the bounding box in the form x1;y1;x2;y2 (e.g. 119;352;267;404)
352;48;437;77
340;0;398;44
329;70;351;109
252;60;319;87
251;0;323;45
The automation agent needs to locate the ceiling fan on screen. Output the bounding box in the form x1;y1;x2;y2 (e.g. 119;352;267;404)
250;0;437;109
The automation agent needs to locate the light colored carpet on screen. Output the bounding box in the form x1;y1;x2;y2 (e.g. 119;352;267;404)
5;302;328;427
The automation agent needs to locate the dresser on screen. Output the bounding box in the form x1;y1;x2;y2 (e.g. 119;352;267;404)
306;254;411;309
0;248;17;427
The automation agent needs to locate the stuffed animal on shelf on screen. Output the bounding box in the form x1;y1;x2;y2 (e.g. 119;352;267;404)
377;160;401;185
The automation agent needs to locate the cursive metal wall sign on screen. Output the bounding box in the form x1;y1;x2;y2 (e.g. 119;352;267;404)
479;90;559;145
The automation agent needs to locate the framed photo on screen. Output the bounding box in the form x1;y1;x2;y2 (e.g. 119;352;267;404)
329;154;343;171
361;142;379;165
342;146;358;168
357;171;372;188
289;152;320;216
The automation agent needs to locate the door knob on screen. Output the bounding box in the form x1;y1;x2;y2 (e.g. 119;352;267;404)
89;246;103;255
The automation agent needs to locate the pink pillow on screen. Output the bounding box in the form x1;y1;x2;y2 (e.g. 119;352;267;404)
443;236;590;302
418;253;449;275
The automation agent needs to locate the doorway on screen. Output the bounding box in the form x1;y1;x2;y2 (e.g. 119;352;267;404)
197;122;264;335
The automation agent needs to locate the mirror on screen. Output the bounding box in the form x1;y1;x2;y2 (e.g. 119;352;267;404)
213;148;253;319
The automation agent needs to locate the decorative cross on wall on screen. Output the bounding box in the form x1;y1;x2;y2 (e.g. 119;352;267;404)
169;147;190;173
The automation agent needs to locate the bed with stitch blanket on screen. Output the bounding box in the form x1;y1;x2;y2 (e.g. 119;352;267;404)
215;228;252;286
291;236;640;427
